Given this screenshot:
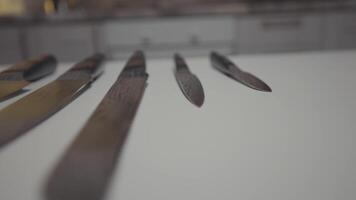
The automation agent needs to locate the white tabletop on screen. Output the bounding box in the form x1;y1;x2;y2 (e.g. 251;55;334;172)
0;50;356;200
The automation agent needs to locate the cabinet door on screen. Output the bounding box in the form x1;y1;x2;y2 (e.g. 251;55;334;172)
236;14;323;54
324;13;356;49
26;24;95;61
0;28;22;65
98;16;235;58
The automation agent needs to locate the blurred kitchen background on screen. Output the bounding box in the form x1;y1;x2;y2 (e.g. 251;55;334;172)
0;0;355;64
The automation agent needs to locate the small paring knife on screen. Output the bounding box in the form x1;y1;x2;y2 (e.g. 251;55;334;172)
0;55;57;101
174;53;205;107
210;51;272;92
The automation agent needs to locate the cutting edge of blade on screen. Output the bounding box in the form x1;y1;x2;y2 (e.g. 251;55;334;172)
175;72;205;107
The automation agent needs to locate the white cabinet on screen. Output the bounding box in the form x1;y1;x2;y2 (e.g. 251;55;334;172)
0;27;23;64
324;13;356;49
0;11;351;64
98;16;236;58
236;14;323;54
26;24;95;61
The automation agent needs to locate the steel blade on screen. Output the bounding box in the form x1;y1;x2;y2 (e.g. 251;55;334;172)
0;80;29;101
210;51;272;92
174;54;205;107
231;70;272;92
0;79;90;147
45;51;148;200
175;72;205;107
0;54;105;148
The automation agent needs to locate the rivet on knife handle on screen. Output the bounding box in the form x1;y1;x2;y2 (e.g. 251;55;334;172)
210;51;272;92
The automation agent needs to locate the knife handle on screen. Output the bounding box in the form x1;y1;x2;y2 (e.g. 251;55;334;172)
210;51;237;74
174;53;189;72
58;54;105;80
2;55;57;81
71;54;105;71
120;51;147;78
69;53;106;78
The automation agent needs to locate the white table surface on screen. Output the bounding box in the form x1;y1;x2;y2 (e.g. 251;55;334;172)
0;50;355;200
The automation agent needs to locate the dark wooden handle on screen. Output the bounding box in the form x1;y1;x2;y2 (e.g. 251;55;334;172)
23;55;57;81
174;53;189;72
58;53;106;80
70;53;105;73
210;51;236;73
2;55;57;81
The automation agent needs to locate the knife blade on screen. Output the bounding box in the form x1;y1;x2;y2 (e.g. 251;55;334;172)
0;55;57;101
0;54;105;148
174;53;205;107
210;51;272;92
45;51;148;200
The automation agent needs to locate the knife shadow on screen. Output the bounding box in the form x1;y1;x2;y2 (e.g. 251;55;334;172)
0;89;30;103
43;128;133;200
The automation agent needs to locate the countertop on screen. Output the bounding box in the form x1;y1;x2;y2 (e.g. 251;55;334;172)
0;50;356;200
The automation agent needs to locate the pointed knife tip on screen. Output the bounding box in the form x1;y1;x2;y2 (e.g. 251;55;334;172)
265;85;272;92
264;86;272;92
240;77;273;93
253;82;272;92
190;85;205;108
255;79;272;92
194;99;204;108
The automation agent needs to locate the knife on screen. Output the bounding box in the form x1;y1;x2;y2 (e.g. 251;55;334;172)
174;53;205;107
210;51;272;92
45;51;148;200
0;54;105;148
0;54;57;102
